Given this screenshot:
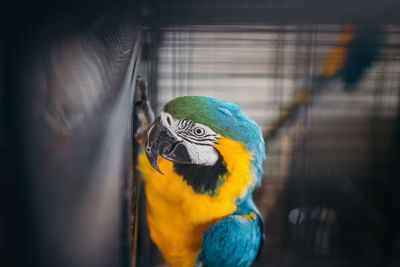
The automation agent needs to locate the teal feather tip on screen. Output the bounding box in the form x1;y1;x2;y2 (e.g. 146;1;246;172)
164;96;266;185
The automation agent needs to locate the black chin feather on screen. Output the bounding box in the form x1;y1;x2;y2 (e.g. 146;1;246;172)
173;150;228;196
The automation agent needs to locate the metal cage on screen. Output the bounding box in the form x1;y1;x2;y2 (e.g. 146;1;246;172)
2;1;400;267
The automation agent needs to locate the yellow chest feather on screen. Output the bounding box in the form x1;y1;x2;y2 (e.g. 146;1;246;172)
138;137;255;267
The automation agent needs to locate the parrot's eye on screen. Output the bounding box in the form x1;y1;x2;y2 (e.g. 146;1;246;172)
193;127;205;136
166;117;171;126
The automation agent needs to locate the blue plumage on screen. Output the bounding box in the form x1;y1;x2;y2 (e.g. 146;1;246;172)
340;26;386;90
207;98;266;187
197;215;262;267
196;192;264;267
202;98;265;266
318;25;386;91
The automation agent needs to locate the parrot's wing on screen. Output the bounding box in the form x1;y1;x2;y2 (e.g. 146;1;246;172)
197;214;262;267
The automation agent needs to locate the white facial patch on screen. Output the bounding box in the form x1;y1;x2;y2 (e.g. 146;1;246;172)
184;141;219;165
160;111;220;166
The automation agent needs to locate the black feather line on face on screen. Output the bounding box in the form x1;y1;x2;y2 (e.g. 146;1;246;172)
173;150;229;196
177;133;217;145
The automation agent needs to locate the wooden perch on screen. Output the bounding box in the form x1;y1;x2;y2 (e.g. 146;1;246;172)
264;89;310;141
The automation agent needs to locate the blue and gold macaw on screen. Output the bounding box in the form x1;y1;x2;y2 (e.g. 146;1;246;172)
319;24;386;90
138;96;266;267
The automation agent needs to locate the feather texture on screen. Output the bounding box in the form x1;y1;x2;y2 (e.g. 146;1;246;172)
164;96;266;187
197;213;262;267
138;136;260;266
140;96;266;266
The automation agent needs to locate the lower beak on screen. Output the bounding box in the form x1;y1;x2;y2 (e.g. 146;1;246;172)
145;118;191;174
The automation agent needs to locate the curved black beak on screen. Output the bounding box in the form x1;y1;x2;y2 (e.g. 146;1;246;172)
145;118;191;174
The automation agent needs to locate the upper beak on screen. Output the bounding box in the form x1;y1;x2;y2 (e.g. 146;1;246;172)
145;118;192;174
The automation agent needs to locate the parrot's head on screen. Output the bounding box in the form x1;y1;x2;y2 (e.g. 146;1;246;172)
145;96;266;193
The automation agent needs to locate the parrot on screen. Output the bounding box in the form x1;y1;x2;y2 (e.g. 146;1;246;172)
138;96;266;267
319;24;386;91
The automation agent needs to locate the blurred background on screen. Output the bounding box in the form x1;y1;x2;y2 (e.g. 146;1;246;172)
2;1;400;267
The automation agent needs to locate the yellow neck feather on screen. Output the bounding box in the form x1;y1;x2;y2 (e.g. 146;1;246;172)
138;136;255;267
